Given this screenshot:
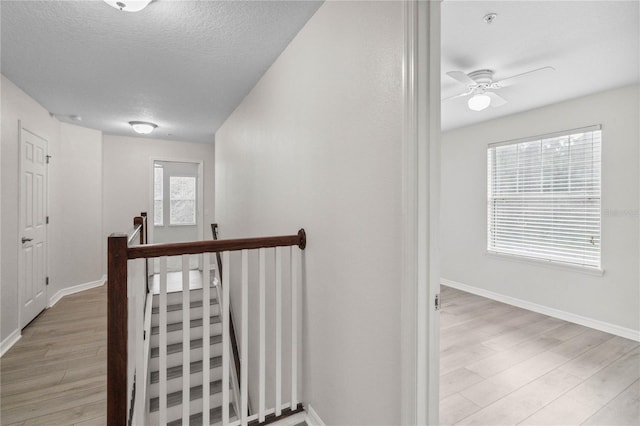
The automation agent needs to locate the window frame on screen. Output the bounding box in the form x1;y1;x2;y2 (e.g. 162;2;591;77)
486;125;603;271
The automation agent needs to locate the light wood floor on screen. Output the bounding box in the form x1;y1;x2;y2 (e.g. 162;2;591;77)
440;285;640;426
1;285;107;425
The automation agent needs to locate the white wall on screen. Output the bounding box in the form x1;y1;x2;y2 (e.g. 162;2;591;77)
1;75;104;345
215;1;403;424
441;85;640;334
102;135;215;260
51;123;104;296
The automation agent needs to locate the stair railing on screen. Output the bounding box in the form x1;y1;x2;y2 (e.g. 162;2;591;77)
108;223;306;425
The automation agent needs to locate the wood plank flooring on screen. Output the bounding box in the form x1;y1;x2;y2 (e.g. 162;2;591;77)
440;285;640;426
1;285;107;425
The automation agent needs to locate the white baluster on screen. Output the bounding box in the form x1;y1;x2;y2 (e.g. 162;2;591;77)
182;255;190;425
222;252;230;424
291;247;298;408
202;254;211;426
241;249;249;426
275;247;282;416
134;259;145;425
159;257;168;425
259;248;266;423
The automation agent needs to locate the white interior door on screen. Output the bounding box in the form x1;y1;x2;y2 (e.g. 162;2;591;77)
19;125;48;328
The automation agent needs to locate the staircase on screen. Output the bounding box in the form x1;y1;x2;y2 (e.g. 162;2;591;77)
107;219;305;425
147;286;238;425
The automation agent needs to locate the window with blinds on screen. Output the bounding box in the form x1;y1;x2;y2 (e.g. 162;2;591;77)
487;126;602;268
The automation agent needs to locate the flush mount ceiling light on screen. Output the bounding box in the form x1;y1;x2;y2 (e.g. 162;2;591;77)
104;0;152;12
129;121;157;134
467;93;491;111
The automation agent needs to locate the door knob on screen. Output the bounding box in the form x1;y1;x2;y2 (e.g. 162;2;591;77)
21;237;33;244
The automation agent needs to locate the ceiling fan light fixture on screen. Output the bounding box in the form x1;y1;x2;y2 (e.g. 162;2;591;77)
104;0;152;12
129;121;157;134
468;93;491;111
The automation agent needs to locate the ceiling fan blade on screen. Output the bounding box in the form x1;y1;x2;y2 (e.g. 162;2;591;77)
446;70;476;86
442;89;473;102
487;92;507;107
494;66;555;88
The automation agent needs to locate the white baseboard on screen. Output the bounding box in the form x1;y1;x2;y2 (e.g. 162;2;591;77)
441;278;640;342
48;275;107;307
306;404;326;426
0;329;21;357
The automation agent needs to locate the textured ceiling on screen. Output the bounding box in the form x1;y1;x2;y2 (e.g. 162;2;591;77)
442;0;640;131
1;0;323;143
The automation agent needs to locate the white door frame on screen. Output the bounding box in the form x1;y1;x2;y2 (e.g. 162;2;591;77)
17;120;49;329
148;157;205;244
401;1;441;424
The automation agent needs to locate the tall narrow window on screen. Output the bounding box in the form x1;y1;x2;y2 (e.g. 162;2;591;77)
153;165;163;226
169;176;196;225
487;126;602;268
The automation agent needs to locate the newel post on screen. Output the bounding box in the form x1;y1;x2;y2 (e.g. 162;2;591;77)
107;233;129;425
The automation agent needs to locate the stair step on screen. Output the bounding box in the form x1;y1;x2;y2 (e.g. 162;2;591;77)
149;335;223;371
152;287;215;308
152;297;217;315
166;405;236;426
152;301;220;327
151;335;222;359
151;322;222;347
151;356;222;384
148;361;222;400
151;314;221;336
150;380;224;412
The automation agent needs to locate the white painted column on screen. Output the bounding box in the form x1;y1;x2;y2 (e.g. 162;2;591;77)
159;257;168;425
202;254;211;426
275;247;282;416
182;255;190;425
222;252;230;424
258;248;266;422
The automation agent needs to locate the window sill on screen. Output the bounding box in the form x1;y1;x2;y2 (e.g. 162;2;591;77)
485;250;604;276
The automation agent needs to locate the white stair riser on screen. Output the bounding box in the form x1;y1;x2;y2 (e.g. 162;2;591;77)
148;390;227;424
151;323;222;347
149;343;222;371
151;304;220;326
148;366;222;399
152;288;217;308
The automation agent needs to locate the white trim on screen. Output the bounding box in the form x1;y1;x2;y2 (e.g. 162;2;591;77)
485;250;604;276
305;404;325;426
48;275;107;307
441;279;640;342
148;157;205;244
488;124;602;148
401;1;441;425
0;329;22;357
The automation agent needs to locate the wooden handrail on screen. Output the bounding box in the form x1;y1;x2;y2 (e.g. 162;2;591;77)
127;229;306;259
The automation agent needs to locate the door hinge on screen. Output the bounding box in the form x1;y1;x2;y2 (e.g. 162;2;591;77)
46;277;49;286
435;294;440;311
45;155;52;164
46;216;50;224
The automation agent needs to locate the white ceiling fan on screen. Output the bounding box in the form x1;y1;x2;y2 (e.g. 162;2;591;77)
443;66;555;111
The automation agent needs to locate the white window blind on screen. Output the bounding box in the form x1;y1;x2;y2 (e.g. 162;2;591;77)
487;126;601;268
